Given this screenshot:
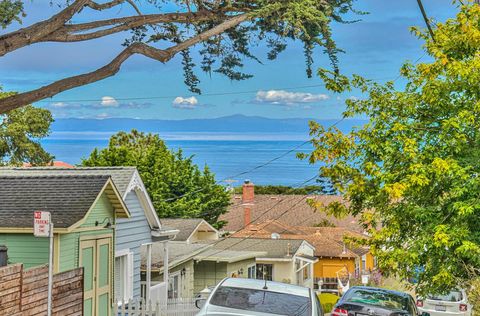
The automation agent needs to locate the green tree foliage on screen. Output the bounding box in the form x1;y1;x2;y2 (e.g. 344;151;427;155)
82;130;231;228
307;4;480;297
233;183;336;195
0;92;53;165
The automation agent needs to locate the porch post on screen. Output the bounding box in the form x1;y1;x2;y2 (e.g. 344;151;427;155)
163;241;169;304
146;243;152;304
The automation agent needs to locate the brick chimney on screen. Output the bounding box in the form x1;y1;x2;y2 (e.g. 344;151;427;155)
242;180;255;227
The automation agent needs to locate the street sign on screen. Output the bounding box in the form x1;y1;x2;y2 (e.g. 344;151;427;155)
33;211;54;316
34;211;51;237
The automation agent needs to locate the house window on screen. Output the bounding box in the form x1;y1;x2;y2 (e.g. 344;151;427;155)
361;255;367;271
247;265;256;279
256;264;273;281
115;251;133;303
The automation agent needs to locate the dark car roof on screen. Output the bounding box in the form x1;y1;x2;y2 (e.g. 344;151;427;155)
347;286;411;298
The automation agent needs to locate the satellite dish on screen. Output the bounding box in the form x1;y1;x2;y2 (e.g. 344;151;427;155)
271;233;280;239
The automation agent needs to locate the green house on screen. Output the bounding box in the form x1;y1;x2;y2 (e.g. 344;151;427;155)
0;175;130;316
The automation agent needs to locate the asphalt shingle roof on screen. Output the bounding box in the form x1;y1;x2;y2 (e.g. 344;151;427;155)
208;237;305;259
140;242;210;270
0;175;110;228
160;218;204;241
0;167;136;196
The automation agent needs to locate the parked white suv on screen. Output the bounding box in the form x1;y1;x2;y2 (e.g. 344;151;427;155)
417;289;471;316
195;278;323;316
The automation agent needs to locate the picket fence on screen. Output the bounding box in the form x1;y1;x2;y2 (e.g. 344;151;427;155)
114;297;198;316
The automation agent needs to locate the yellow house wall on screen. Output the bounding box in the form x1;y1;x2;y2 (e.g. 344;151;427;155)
314;258;356;278
366;253;375;271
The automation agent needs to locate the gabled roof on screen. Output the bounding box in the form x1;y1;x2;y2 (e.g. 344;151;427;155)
232;219;369;258
0;167;161;230
221;194;361;232
0;175;129;230
161;218;218;242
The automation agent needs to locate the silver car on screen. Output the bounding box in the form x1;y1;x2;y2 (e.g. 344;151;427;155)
195;278;323;316
417;289;471;316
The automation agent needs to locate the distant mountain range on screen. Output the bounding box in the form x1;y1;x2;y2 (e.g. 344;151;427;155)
52;115;366;134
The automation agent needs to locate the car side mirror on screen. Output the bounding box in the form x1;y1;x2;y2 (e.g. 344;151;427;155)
420;312;430;316
195;298;206;309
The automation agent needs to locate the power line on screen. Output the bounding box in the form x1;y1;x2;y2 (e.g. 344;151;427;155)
162;117;345;203
416;0;436;43
38;77;399;104
196;175;322;261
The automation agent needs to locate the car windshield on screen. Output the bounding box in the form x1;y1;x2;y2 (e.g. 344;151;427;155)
343;289;408;311
428;290;463;302
209;286;311;316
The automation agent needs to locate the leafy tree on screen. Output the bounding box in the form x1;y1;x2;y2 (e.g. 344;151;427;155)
233;183;336;195
306;3;480;297
0;0;359;113
82;129;231;228
0;92;53;165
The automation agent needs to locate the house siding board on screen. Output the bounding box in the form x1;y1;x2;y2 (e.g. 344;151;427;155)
0;234;49;269
226;259;256;278
194;261;228;294
81;193;114;228
59;233;79;272
115;191;153;298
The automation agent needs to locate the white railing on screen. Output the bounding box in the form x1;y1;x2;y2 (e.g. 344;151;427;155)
114;297;198;316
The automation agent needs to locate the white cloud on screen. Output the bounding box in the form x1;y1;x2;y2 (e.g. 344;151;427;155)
255;90;329;106
50;102;67;108
100;96;119;107
172;96;199;109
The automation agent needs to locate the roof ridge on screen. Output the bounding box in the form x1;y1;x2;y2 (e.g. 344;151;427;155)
0;174;110;179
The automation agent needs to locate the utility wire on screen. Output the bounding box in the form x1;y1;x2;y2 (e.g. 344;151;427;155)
39;77;399;104
416;0;436;43
196;175;322;261
162;117;346;202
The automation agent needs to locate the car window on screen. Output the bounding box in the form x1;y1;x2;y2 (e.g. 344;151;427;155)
210;286;311;316
343;289;409;311
427;290;463;302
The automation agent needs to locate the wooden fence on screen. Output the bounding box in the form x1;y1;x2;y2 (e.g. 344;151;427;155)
0;264;83;316
115;297;198;316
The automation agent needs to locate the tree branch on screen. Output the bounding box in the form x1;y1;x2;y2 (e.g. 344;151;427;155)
43;11;222;42
0;14;249;113
86;0;142;15
0;0;89;57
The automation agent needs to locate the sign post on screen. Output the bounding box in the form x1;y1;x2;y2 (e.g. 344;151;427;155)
34;211;53;316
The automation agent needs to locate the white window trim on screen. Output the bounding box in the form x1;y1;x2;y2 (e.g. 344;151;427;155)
115;249;134;303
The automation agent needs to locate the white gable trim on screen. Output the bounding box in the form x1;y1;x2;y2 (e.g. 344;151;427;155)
124;170;162;230
297;240;315;255
185;220;219;243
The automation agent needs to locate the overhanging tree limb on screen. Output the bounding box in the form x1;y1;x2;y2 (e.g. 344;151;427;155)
0;14;249;113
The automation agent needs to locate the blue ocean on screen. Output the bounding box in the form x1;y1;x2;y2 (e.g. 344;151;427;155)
40;134;320;186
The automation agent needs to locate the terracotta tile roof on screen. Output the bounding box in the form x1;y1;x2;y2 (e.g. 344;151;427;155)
220;194;361;232
231;220;369;258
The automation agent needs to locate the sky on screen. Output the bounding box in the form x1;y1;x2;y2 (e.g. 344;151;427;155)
0;0;459;120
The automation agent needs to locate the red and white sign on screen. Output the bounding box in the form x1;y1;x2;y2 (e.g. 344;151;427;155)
34;211;51;237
